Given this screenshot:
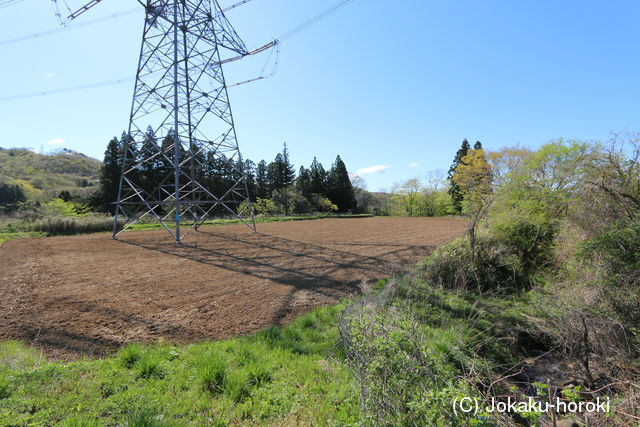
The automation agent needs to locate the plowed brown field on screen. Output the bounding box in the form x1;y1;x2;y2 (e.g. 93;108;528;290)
0;217;466;360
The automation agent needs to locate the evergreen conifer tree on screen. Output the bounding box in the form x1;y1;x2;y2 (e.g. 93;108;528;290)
296;166;312;200
98;135;123;212
255;160;269;198
327;155;357;212
447;139;470;213
309;157;327;196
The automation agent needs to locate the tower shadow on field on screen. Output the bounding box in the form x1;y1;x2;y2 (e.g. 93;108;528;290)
120;229;437;325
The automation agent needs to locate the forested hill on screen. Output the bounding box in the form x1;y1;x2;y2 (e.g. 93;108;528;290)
0;147;101;200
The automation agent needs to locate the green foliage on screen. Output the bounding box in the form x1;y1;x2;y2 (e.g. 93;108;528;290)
447;139;471;213
579;219;640;326
579;219;640;282
0;304;357;425
271;188;313;214
135;355;165;380
199;354;227;394
296;165;313;199
0;340;45;370
341;289;488;424
223;369;251;403
314;195;338;213
492;214;558;276
124;408;171;427
309;156;328;196
59;417;104;426
97;135;124;212
422;236;523;292
327;155;357;212
0;183;26;206
267;143;296;200
251;197;280;215
255;160;269;199
0;369;11;399
45;198;91;217
30;214;116;235
421;216;556;293
120;343;143;369
0;148;101;199
499;139;591;219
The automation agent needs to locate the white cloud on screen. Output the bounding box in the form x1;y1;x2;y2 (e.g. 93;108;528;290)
48;138;64;145
409;162;419;168
356;165;390;176
44;72;56;79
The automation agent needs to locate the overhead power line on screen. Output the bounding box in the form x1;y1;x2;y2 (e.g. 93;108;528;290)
0;77;134;102
0;0;25;10
0;0;357;102
278;0;355;41
0;8;139;47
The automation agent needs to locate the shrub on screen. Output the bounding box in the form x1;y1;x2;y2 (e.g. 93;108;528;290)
314;196;338;213
579;219;640;285
422;216;557;293
45;198;91;217
493;214;558;276
579;219;640;326
240;198;281;216
339;298;480;425
422;236;525;292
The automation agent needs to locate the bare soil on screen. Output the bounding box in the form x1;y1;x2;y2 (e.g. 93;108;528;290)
0;217;466;360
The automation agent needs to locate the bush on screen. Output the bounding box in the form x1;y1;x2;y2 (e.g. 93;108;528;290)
421;217;557;293
493;215;558;276
422;236;524;292
579;219;640;285
241;198;280;216
340;296;481;425
579;219;640;326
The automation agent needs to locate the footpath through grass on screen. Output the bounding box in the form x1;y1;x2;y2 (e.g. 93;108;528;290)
0;304;358;426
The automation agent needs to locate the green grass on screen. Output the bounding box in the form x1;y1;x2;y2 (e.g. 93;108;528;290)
0;214;374;244
127;213;373;231
0;231;46;245
0;304;359;426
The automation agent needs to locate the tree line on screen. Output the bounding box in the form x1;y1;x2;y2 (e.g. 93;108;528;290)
97;130;357;215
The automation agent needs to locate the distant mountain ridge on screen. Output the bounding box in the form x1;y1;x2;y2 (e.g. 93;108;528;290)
0;147;102;200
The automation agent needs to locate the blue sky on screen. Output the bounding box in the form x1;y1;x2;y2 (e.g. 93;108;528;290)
1;0;638;191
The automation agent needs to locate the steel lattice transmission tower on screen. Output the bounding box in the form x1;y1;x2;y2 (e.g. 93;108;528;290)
112;0;260;243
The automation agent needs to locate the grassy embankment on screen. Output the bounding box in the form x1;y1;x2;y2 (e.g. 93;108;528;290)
0;304;358;426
